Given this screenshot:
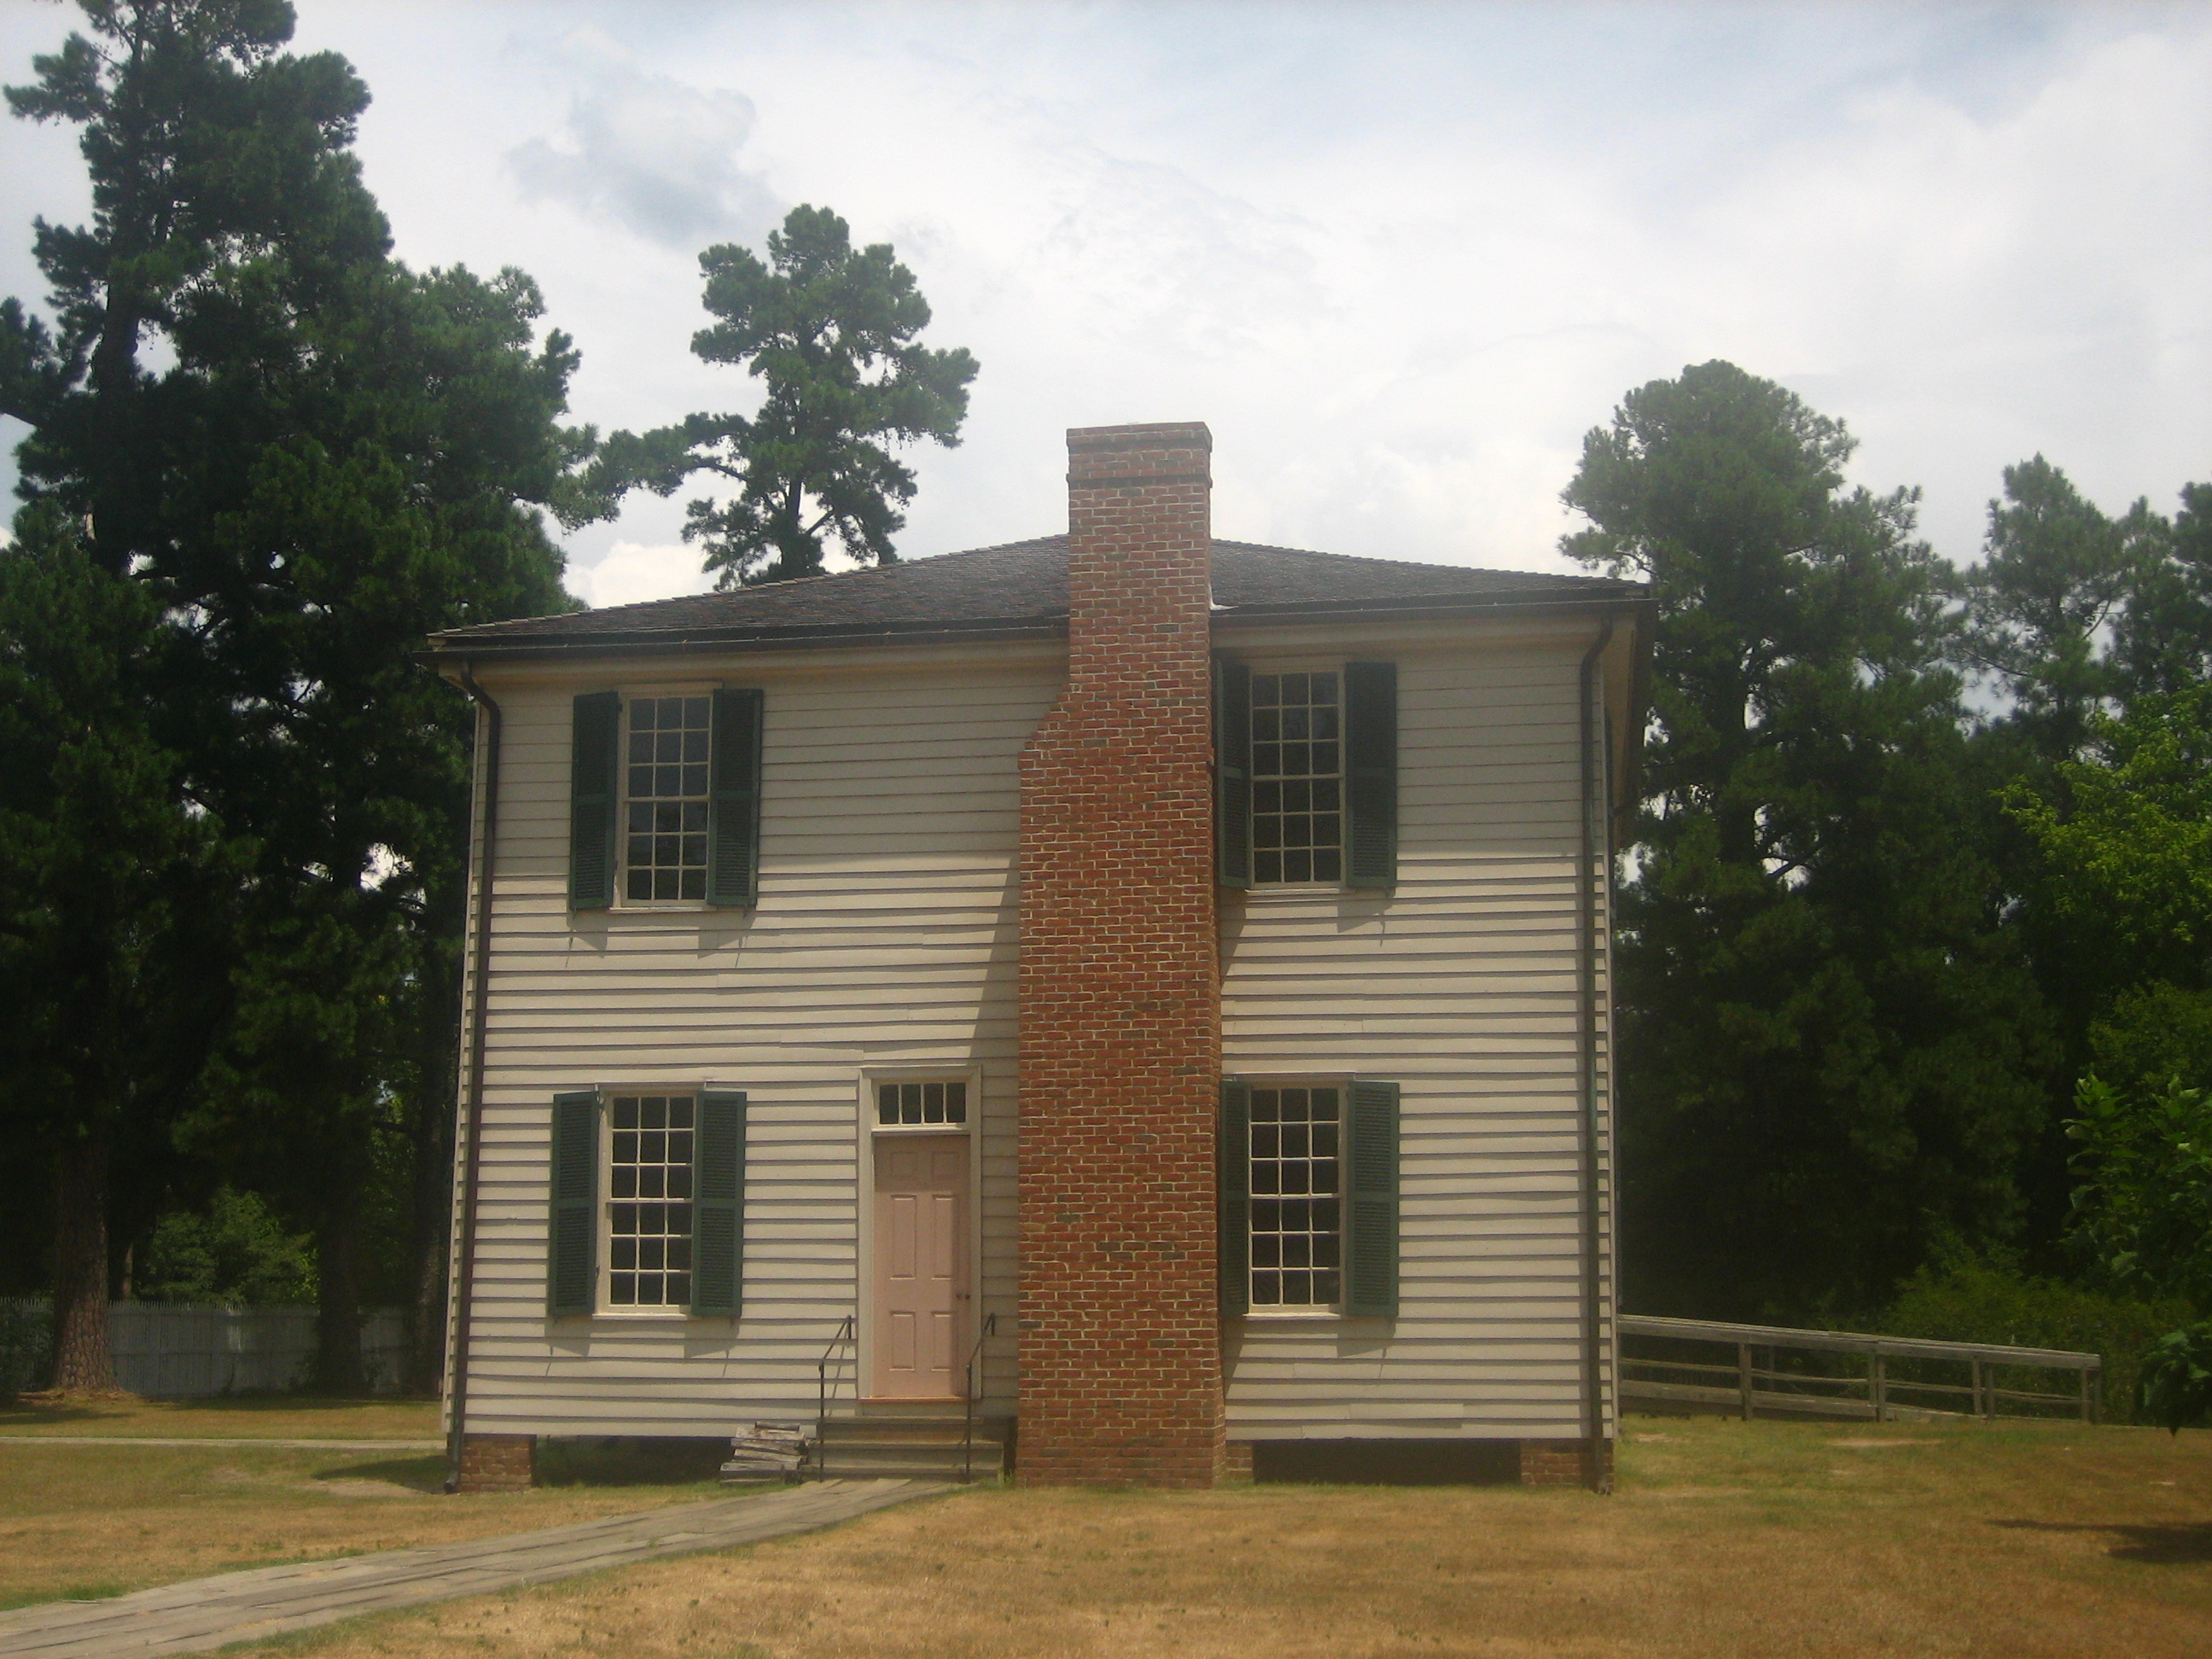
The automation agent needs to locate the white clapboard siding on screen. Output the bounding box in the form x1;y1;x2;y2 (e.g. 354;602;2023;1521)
1222;638;1615;1440
451;653;1057;1436
449;625;1615;1446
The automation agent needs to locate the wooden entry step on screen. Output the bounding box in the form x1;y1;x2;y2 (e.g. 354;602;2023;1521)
814;1407;1010;1481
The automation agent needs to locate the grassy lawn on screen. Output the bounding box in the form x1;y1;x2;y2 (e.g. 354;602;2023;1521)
0;1393;442;1441
253;1415;2211;1659
0;1430;733;1612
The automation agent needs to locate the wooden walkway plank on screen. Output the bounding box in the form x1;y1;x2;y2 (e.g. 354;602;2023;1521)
0;1478;943;1658
0;1437;443;1451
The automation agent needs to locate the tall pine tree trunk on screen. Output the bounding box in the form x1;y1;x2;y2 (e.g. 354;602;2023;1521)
49;1129;117;1394
313;1180;366;1394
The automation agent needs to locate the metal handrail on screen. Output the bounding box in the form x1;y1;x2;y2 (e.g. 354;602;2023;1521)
813;1314;856;1476
961;1312;998;1483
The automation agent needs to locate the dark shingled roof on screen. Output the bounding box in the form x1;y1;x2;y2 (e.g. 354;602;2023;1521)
425;535;1644;660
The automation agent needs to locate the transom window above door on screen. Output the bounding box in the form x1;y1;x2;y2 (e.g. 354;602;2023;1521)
877;1080;967;1126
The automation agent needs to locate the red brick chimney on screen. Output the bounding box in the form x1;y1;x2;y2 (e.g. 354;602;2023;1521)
1016;422;1225;1487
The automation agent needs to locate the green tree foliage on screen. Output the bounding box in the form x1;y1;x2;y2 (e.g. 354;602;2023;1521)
3;0;591;1391
1881;1245;2188;1424
1951;457;2156;765
2067;1076;2212;1307
2023;686;2212;1431
2006;686;2212;990
0;507;228;1388
595;203;977;586
2065;1076;2212;1429
2115;483;2212;700
1563;360;2047;1319
139;1186;317;1307
1943;463;2212;1259
169;259;581;1388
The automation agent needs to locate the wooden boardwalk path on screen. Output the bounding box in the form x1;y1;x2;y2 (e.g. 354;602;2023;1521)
0;1477;943;1657
0;1436;442;1451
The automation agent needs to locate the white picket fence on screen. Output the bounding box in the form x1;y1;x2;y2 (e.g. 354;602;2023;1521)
1;1301;408;1397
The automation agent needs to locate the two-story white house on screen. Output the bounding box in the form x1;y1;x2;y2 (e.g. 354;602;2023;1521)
426;422;1646;1492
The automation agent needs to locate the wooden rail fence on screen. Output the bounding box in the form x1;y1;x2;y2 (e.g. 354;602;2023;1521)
1619;1314;2102;1425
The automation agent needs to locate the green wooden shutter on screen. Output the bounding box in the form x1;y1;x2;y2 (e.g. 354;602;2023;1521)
568;691;620;911
1345;1080;1400;1318
1214;656;1253;888
548;1090;600;1315
691;1089;747;1315
1220;1078;1251;1318
707;690;764;908
1344;661;1398;888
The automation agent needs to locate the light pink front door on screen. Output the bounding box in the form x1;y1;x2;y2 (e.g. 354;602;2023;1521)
871;1136;968;1399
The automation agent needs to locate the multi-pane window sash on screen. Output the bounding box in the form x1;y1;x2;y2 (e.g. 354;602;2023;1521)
877;1080;967;1126
626;696;711;901
1249;1086;1342;1307
1251;672;1343;884
608;1095;695;1307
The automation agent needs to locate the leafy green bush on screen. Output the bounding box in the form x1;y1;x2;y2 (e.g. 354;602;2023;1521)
2138;1323;2212;1432
0;1301;54;1397
1881;1250;2192;1424
137;1188;317;1308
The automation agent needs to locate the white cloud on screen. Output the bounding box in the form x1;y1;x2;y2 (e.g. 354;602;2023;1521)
505;28;778;248
571;540;719;609
9;2;2209;585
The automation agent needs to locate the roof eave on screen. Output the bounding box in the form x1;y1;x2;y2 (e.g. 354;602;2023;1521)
416;585;1653;669
415;612;1072;669
1209;587;1651;630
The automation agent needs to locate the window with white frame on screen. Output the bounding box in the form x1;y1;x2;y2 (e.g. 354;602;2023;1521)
1250;672;1343;884
607;1093;695;1307
1248;1084;1342;1307
876;1079;968;1126
624;695;712;902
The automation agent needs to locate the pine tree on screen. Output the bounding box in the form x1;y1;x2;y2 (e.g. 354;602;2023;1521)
1563;361;2048;1318
0;509;225;1389
3;1;591;1389
594;203;977;586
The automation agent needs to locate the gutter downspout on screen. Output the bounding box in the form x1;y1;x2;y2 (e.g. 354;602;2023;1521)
444;663;502;1493
1576;620;1615;1492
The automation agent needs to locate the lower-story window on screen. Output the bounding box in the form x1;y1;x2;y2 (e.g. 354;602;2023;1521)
1221;1075;1400;1319
1249;1085;1342;1307
608;1093;695;1307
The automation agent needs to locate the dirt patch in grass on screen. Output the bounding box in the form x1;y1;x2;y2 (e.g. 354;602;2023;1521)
0;1393;441;1441
0;1440;726;1611
264;1417;2212;1659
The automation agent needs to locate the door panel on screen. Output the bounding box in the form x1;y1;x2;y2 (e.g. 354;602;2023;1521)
871;1134;967;1398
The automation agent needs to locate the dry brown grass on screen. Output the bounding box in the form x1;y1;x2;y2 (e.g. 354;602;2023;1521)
260;1416;2212;1659
0;1436;733;1610
0;1394;440;1441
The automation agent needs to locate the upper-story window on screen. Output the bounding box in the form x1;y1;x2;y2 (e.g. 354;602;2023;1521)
568;688;763;912
625;696;712;902
1250;672;1342;885
1214;659;1397;890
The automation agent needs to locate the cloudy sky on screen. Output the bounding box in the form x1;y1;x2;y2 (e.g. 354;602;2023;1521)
3;1;2208;608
